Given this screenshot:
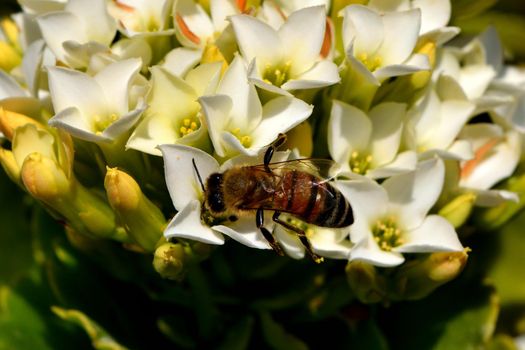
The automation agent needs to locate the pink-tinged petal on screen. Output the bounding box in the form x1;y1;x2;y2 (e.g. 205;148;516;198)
47;66;107;119
48;106;111;143
159;144;219;211
279;5;325;74
374;54;430;80
366;151;417;179
350;238;405;267
161;47;202;77
185;62;222;96
328;100;371;166
281;60;340;90
213;216;272;250
173;0;214;47
94;58;142;115
369;102;406;166
165;200;225;244
199;94;233;158
342;5;383;58
384;157;445;230
229;14;283;71
377;9;421;66
251;96;312;148
395;215;463;253
66;0;116;44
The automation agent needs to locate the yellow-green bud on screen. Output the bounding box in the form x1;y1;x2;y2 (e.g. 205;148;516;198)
0;148;20;185
0;41;21;72
21;152;70;201
153;242;187;281
393;250;469;300
438;192;477;228
104;167;165;252
1;17;20;50
0;108;45;141
345;261;385;304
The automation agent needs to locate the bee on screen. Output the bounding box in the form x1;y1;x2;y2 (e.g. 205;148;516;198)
192;134;354;262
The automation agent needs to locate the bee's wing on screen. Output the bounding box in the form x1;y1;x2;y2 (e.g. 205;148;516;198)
251;158;341;183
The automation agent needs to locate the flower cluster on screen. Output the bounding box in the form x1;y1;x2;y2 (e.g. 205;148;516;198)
1;0;524;300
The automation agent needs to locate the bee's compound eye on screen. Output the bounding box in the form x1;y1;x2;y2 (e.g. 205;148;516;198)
229;215;238;222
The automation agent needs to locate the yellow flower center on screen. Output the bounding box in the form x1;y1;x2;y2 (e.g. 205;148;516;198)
179;115;201;137
93;113;119;134
357;52;382;72
263;61;292;87
349;151;372;174
372;217;403;252
230;127;252;148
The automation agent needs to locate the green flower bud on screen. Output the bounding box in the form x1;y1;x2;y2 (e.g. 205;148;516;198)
104;167;165;252
153;242;187;281
438;192;477;228
346;261;386;304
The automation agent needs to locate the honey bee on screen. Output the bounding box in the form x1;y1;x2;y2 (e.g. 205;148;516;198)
192;134;354;262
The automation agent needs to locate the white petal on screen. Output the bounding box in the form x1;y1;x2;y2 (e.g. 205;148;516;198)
185;62;222;96
309;227;353;260
251;96;312;148
159;144;219;211
419;140;474;161
173;0;214;47
460;64;496;100
279;5;325;74
273;226;305;260
161;47;202;77
47;66;107;119
342;5;383;58
281;60;340;90
94;58;142;116
473;189;519;207
213;216;272;250
165;200;225;244
199;94;232;158
0;69;27;99
350;239;405;267
21;39;45;97
328;100;371;166
374;54;430;80
210;0;238;32
395;215;463;253
366;151;417;179
413;0;451;34
383;157;445;230
66;0;116;45
102;103;146;140
378;9;421;66
48;106;110;143
229;14;283;71
369;102;406;166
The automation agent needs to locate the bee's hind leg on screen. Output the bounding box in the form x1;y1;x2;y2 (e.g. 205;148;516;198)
256;208;284;256
264;133;287;172
272;212;323;263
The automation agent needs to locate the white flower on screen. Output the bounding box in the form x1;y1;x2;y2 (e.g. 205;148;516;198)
108;0;174;37
18;0;66;15
328;100;416;179
407;74;476;160
229;5;340;95
47;58;146;143
338;158;463;267
342;5;430;84
127;62;222;155
201;56;313;158
159;144;290;249
36;0;117;68
457;123;521;206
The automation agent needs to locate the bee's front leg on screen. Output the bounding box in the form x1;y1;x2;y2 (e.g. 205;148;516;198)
264;133;287;172
256;208;284;256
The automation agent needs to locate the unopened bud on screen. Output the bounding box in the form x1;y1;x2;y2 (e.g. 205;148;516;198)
201;43;228;74
346;261;385;304
153;242;187;281
1;17;20;49
0;148;20;184
0;41;21;72
393;250;469;300
438;192;477;228
0;108;44;141
21;152;70;200
105;167;165;251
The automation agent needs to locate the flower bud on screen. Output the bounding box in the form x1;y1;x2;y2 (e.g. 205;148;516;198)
153;242;187;281
0;41;21;72
0;148;20;185
438;192;477;228
1;17;20;50
392;250;469;301
105;167;165;251
346;261;385;304
0;108;44;141
21;152;70;201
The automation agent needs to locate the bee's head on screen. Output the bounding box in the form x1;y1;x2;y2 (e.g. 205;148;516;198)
205;172;226;213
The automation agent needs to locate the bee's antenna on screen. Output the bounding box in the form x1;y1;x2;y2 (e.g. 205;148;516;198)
192;158;205;192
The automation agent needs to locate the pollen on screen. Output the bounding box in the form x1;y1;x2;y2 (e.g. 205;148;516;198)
179;116;200;137
372;217;403;252
263;61;292;87
357;52;382;72
93;113;119;134
230;127;252;147
349;151;372;175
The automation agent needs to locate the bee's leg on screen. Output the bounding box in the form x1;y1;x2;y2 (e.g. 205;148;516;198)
272;212;323;263
264;133;287;172
256;208;284;256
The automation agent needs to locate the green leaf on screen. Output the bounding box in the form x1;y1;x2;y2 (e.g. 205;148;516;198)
218;316;254;350
52;307;128;350
259;311;308;350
